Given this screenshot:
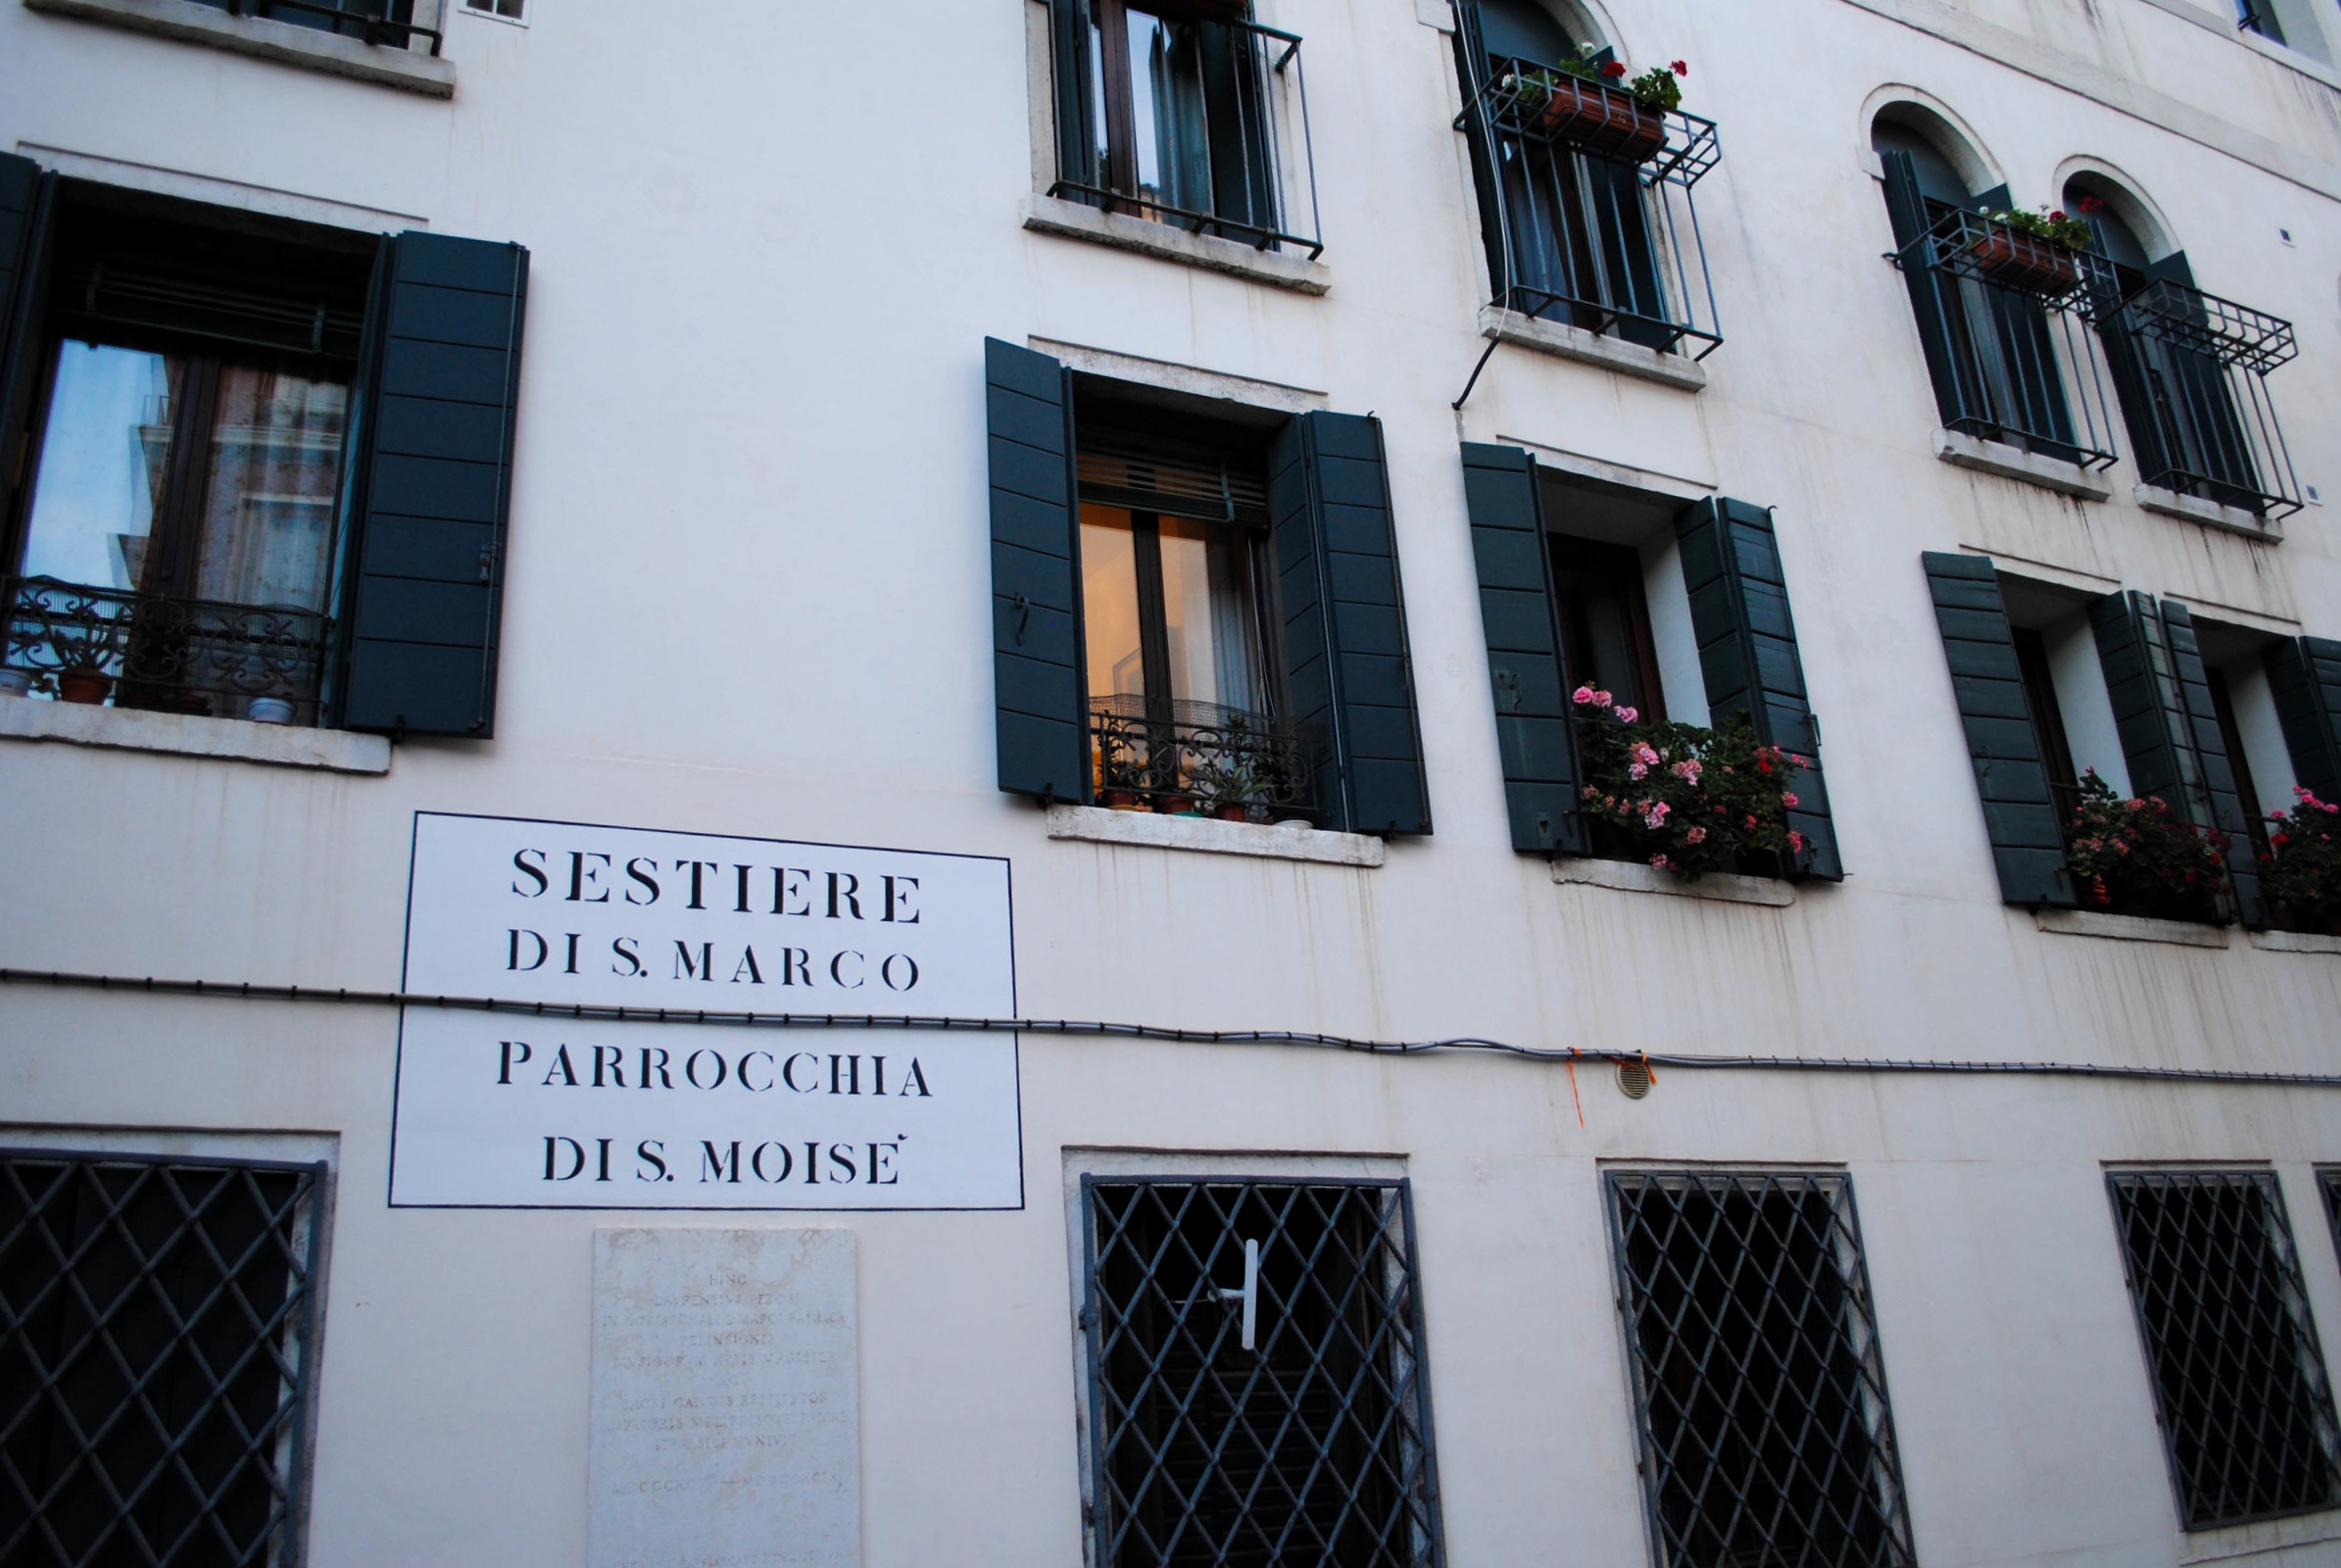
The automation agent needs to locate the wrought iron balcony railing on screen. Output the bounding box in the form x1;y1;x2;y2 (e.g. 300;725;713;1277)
188;0;442;51
1456;57;1724;359
2;576;330;724
1892;210;2122;469
1046;19;1322;259
1090;695;1313;819
2089;278;2301;517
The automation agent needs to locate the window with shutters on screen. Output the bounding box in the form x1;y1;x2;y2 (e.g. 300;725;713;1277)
0;1147;328;1567
1077;1176;1443;1568
1450;0;1722;360
1604;1170;1916;1568
2107;1170;2341;1529
0;161;528;741
1040;0;1322;258
2;182;374;726
1873;113;2121;471
1075;400;1308;821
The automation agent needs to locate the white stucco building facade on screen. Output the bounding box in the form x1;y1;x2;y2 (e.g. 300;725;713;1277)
5;1;2341;1565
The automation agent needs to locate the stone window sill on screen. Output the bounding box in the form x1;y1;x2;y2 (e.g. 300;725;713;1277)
24;0;457;97
1932;429;2113;501
1044;805;1383;866
2248;928;2341;956
1019;194;1330;295
0;698;391;774
2032;907;2228;948
1551;857;1794;906
1477;306;1708;392
2134;483;2282;542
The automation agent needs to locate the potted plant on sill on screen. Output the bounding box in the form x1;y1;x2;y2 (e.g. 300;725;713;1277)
1970;199;2097;293
2062;771;2230;925
1570;688;1810;880
1193;752;1269;824
1499;54;1684;165
2261;787;2341;936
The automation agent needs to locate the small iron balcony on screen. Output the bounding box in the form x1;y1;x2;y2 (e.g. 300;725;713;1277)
2;576;330;724
189;0;442;52
1089;695;1313;820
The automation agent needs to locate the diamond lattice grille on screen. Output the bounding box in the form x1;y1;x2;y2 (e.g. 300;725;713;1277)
2108;1170;2341;1529
1605;1171;1915;1568
0;1151;324;1567
1082;1179;1442;1568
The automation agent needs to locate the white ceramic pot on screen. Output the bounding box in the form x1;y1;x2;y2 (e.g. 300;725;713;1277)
247;697;296;725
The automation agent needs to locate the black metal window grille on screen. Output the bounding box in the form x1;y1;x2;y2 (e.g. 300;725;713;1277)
1889;207;2122;469
2107;1169;2341;1530
1604;1171;1916;1568
2092;279;2301;517
1;1150;327;1568
3;578;330;726
1451;40;1724;359
1080;1178;1443;1568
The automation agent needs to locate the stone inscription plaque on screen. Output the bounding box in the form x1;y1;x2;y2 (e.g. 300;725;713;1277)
590;1228;858;1568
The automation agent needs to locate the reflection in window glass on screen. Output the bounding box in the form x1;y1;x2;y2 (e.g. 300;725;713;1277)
1082;506;1146;701
1127;9;1211;217
194;368;346;612
20;341;179;592
1156;516;1257;710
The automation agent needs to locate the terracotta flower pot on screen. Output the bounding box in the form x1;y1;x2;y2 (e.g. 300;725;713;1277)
1534;75;1666;163
1100;790;1142;810
1214;804;1250;823
1155;794;1197;816
57;669;113;706
1971;226;2080;293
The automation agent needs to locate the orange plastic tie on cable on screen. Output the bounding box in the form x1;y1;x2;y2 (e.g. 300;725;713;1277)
1564;1048;1586;1128
1642;1050;1657;1083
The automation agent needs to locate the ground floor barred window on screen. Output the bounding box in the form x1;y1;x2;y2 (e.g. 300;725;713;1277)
2109;1169;2341;1528
1079;1177;1442;1568
0;1149;326;1567
1605;1169;1916;1568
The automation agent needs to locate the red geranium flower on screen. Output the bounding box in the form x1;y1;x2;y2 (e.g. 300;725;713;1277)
2078;194;2107;213
1670;60;1688;75
1601;60;1627;77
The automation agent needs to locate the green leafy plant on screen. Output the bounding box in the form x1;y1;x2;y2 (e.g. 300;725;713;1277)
1572;688;1805;880
1983;202;2095;251
1501;51;1684;115
2063;770;2228;923
2261;786;2341;933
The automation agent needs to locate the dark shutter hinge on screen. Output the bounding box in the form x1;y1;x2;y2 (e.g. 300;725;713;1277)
1013;594;1032;646
1076;1302;1095;1330
477;544;497;584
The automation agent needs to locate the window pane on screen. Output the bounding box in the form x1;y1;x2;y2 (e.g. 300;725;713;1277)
1082;506;1146;701
192;366;348;612
1127;9;1212;215
1156;517;1260;712
18;340;181;592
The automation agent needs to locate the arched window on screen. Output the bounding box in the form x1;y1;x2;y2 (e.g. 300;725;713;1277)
1452;0;1720;357
1873;108;2118;469
2064;172;2287;514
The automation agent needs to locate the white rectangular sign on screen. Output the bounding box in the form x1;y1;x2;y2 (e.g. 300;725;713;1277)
390;813;1022;1211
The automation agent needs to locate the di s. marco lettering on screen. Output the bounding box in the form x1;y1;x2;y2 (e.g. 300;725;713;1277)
504;929;923;993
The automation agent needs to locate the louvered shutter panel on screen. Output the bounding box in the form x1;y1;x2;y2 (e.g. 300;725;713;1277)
1461;443;1585;854
0;152;55;524
2266;636;2341;802
337;232;526;737
2089;593;2265;924
1879;149;1964;429
1920;553;2074;906
1675;498;1841;879
985;337;1087;801
1267;414;1430;836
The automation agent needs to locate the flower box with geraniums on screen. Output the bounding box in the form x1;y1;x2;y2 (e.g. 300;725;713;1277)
2261;787;2341;936
1496;54;1684;165
1969;198;2099;294
2062;770;2231;924
1570;688;1812;880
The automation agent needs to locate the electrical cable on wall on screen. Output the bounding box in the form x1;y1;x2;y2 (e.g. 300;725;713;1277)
4;966;2334;1091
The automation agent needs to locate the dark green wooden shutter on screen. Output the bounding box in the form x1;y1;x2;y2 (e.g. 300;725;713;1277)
1920;553;2074;906
2265;636;2341;802
0;152;56;526
337;232;527;737
1267;413;1430;836
985;337;1087;801
2089;592;2265;924
1675;497;1841;879
1461;443;1585;854
1879;148;1963;429
1046;0;1098;202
